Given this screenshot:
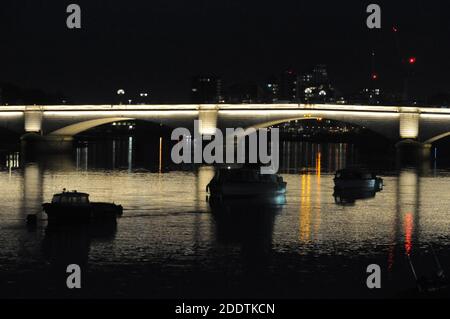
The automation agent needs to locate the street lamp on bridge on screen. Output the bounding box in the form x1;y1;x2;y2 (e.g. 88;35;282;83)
117;89;125;105
140;92;149;104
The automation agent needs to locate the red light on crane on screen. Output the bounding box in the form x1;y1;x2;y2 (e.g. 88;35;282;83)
408;57;417;64
371;73;378;80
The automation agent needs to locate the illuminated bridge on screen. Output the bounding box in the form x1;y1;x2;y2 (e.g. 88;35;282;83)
0;104;449;150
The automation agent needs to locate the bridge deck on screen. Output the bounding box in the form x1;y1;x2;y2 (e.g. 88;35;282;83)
0;104;449;115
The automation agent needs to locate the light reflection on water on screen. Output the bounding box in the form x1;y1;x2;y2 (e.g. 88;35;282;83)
0;140;450;298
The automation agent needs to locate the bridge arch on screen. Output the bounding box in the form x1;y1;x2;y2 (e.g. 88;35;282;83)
424;132;450;144
49;117;141;136
221;116;393;148
239;116;394;141
44;111;200;136
218;109;400;141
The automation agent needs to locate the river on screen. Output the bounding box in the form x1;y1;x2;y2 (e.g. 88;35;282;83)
0;139;449;298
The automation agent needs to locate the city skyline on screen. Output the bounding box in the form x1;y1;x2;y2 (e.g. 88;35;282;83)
1;65;449;106
1;1;449;104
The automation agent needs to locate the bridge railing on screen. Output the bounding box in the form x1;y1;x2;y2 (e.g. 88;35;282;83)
0;103;449;114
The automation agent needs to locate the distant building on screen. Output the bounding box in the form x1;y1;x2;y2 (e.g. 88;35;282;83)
225;82;263;104
275;118;361;140
427;92;450;107
279;70;298;102
191;76;224;104
0;82;65;105
298;64;335;103
311;64;329;85
362;88;382;105
263;75;280;103
348;88;383;105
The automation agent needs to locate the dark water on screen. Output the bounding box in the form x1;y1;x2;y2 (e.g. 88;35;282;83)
1;139;450;299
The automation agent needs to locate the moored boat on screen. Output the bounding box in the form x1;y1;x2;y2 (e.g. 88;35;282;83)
42;189;123;223
206;167;287;197
333;168;383;191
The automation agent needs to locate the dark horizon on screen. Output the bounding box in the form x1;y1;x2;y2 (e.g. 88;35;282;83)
1;0;450;104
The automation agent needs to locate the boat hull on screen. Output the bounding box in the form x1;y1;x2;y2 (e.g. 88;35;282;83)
43;203;122;223
334;178;383;191
208;181;287;197
333;189;377;205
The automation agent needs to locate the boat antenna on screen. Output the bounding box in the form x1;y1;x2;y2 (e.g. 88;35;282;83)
406;253;422;292
429;242;446;279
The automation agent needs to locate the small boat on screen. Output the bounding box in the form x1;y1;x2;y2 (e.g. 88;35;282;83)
206;167;287;198
333;168;383;191
42;189;123;223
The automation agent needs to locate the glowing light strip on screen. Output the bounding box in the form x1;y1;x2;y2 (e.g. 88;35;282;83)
39;105;200;111
0;112;23;117
0;104;449;114
420;109;450;114
1;104;449;118
218;110;399;118
43;110;199;117
0;107;26;111
218;103;403;112
420;114;450;119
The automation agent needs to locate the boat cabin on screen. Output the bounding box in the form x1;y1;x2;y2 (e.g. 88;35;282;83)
335;169;375;180
51;190;90;206
216;168;258;182
214;168;280;183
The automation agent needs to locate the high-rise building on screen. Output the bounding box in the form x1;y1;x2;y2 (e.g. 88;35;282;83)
299;64;335;103
279;70;298;102
191;76;223;104
263;75;280;103
312;64;329;85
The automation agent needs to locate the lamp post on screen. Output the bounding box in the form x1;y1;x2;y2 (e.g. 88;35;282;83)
139;92;149;104
117;89;125;105
319;90;327;103
403;56;417;104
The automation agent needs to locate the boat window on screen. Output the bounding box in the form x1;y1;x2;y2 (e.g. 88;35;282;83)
51;195;61;203
76;196;89;204
51;193;89;204
60;196;69;204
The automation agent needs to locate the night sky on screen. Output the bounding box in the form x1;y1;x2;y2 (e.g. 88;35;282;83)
1;0;449;103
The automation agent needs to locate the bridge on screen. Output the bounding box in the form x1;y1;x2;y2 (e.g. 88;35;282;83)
0;104;449;152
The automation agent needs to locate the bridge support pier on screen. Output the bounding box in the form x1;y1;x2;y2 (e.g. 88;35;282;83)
21;133;74;154
395;139;431;165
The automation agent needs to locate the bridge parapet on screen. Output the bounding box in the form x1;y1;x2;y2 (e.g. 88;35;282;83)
399;108;420;139
24;106;44;133
198;108;218;135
